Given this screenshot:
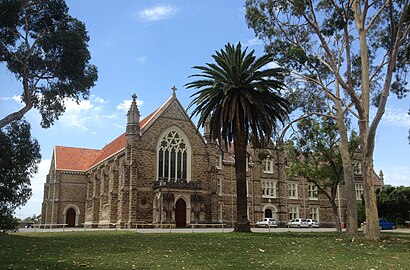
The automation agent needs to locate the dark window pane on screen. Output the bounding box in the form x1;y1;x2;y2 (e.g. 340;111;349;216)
183;152;187;179
177;151;182;180
159;149;163;178
164;149;169;178
171;149;176;180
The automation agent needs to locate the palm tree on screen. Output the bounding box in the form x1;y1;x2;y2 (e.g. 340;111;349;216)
186;42;289;232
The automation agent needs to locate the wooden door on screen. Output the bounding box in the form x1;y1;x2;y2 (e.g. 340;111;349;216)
175;199;186;228
265;209;272;218
66;208;76;227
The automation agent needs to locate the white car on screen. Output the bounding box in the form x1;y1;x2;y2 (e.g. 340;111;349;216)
306;219;320;228
256;218;278;228
287;218;309;228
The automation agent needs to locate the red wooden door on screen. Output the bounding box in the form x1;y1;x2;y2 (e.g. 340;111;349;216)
175;199;186;228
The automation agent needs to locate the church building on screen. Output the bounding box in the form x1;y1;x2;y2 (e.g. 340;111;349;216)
41;90;383;228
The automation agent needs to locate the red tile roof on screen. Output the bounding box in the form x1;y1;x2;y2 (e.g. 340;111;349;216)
54;146;101;171
54;109;158;171
89;133;126;168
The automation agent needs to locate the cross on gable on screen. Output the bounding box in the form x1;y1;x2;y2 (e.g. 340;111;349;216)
171;86;177;96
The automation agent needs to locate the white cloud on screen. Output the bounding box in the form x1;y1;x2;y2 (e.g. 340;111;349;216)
58;97;108;131
64;99;94;112
260;61;280;71
102;114;118;120
15;159;51;219
381;107;410;128
136;56;147;64
243;38;263;47
61;113;91;131
91;95;108;104
116;99;144;112
137;5;179;21
0;95;22;103
114;123;124;129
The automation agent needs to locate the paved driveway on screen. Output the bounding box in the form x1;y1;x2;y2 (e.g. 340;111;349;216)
16;227;410;234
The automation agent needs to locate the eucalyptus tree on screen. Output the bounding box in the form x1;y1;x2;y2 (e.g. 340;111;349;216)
186;43;289;232
246;0;410;240
0;0;98;128
287;117;359;231
0;120;41;232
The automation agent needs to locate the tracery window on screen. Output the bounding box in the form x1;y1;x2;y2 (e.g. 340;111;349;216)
158;130;188;182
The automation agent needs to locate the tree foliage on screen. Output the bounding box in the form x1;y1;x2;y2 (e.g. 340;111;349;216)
246;0;410;240
0;0;98;128
186;42;289;231
286;117;359;230
0;120;41;232
377;185;410;225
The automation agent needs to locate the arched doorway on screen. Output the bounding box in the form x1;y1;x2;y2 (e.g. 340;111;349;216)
175;199;186;228
66;208;76;227
265;209;273;218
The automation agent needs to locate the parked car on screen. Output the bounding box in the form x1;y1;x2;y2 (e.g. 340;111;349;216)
306;219;320;228
379;218;396;230
287;218;309;228
256;218;278;228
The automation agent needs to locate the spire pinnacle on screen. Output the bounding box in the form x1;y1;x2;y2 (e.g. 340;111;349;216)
127;93;140;126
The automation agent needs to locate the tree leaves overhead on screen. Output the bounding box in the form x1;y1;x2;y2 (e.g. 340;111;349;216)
246;0;410;111
0;0;98;128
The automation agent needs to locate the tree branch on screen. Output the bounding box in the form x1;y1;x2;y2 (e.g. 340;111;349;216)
365;0;390;31
369;0;410;144
304;0;362;110
0;103;33;129
278;112;336;144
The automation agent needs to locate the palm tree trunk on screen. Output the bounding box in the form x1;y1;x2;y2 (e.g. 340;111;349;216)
233;124;251;232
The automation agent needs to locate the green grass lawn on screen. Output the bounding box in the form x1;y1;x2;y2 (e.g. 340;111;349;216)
1;231;409;270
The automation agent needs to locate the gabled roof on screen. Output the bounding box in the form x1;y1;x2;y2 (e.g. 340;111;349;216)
54;146;101;171
140;94;198;136
54;107;158;171
88;133;126;168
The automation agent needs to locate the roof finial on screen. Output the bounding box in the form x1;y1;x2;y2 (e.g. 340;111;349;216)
171;86;177;97
132;93;137;103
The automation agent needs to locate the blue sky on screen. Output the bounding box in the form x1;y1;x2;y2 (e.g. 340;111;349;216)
0;1;409;219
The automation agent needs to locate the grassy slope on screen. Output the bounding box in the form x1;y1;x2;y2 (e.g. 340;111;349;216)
1;231;409;269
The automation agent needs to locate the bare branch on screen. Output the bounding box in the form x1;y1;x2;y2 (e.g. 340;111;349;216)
369;0;409;140
370;54;389;82
278;112;336;144
365;0;390;31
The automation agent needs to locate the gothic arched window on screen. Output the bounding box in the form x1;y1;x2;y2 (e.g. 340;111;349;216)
158;130;189;182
